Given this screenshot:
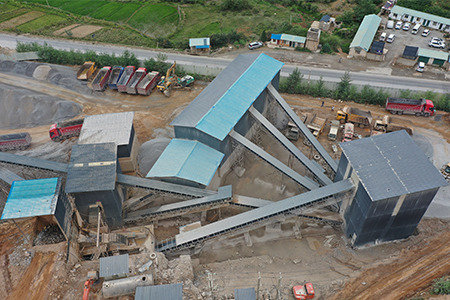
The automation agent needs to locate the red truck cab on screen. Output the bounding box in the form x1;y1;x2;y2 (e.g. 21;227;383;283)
293;283;315;300
49;123;59;140
425;99;435;116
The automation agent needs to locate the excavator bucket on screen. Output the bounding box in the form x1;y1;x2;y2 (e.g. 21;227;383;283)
163;89;171;97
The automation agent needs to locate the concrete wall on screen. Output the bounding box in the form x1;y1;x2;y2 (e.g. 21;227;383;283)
389;12;450;32
349;48;368;58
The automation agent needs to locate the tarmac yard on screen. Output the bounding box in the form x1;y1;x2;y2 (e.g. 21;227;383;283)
0;60;450;299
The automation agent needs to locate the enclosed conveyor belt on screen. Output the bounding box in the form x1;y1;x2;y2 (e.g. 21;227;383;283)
157;179;354;253
124;186;232;224
117;174;217;199
248;106;332;186
0;152;69;173
229;131;319;190
267;84;337;173
0;168;24;185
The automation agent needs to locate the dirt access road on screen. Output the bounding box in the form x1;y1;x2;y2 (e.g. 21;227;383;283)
1;62;450;300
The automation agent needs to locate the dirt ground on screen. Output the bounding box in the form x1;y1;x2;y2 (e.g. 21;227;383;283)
0;60;450;300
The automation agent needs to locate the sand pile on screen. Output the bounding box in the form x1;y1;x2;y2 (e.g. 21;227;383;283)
138;138;171;175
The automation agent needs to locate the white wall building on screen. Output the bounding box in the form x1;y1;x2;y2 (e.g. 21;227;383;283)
389;6;450;32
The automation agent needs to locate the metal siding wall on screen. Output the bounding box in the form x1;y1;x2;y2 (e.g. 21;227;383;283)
220;135;233;163
271;72;280;90
234;111;253;137
54;180;72;238
253;89;267;113
118;125;134;158
173;126;222;152
162;177;203;189
334;154;348;182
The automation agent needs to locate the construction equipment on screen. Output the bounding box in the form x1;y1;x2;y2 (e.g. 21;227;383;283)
0;132;32;151
373;115;413;135
293;283;315;300
49;118;84;142
157;61;177;97
286;121;300;141
386;97;435;117
92;66;111;91
342;123;354;142
137;71;160;95
126;67;147;94
77;62;96;80
445;163;450;174
176;75;195;88
328;120;340;141
108;66;124;90
83;278;95;300
336;106;372;128
306;114;327;137
117;66;136;93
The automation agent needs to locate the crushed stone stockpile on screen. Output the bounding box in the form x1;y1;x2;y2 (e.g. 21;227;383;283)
138;138;171;175
0;61;85;129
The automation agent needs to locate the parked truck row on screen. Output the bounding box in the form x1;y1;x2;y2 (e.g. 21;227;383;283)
0;133;32;151
49;118;84;142
386;97;434;117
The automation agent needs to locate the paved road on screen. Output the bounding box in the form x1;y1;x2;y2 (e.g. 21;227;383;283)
1;33;450;93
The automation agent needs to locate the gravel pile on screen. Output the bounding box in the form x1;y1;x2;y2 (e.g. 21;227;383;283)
138;138;171;175
33;224;65;246
9;247;34;268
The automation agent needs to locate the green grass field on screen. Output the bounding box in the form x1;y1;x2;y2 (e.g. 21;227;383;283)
128;4;178;31
0;8;30;24
90;2;141;22
17;14;66;32
60;0;108;17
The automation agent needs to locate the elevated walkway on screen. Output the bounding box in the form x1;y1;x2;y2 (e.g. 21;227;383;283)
0;152;68;173
124;185;232;224
229;131;319;190
0;168;24;185
117;174;217;199
249;106;332;186
157;179;354;253
267;84;337;173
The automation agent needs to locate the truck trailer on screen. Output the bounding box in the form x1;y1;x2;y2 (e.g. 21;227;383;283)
77;62;96;80
92;66;111;91
0;133;32;151
373;115;413;135
126;67;147;94
117;66;136;93
108;66;124;90
306;114;327;137
137;71;161;95
49;118;84;142
336;106;372;128
385;97;435;117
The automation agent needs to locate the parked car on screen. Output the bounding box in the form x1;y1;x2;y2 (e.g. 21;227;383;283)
411;23;421;34
416;62;425;73
380;32;387;42
248;41;263;50
431;37;444;43
429;40;445;48
422;29;431;37
387;20;394;29
402;22;411;31
386;34;396;43
395;21;403;29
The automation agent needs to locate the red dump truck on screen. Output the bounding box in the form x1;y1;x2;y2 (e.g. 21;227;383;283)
386;97;435;117
0;133;32;151
137;71;160;95
92;66;111;91
117;66;136;93
77;62;96;80
293;283;315;300
126;67;147;94
49;118;84;142
108;66;124;90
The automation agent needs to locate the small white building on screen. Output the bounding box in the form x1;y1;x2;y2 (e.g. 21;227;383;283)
389;6;450;32
269;34;306;50
189;37;210;53
349;14;382;58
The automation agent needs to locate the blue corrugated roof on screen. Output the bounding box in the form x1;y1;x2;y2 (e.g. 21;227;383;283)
350;14;381;51
189;38;210;47
1;178;59;219
147;139;224;186
195;54;284;140
271;33;306;43
271;33;282;40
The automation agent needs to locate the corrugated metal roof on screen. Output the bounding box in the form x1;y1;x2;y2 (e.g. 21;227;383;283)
116;173;216;197
189;38;210;47
171;54;284;141
65;143;117;193
417;48;449;61
146;139;224;186
0;152;68;173
350;14;382;51
235;287;256;300
99;254;129;278
0;168;24;185
233;195;272;208
1;178;59;220
135;283;182;300
78;112;134;146
175;179;354;246
280;34;306;44
271;34;282;40
391;5;450;26
320;14;331;22
340;130;448;201
0;52;39;61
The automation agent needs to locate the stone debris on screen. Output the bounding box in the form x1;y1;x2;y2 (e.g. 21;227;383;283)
33;224;65;246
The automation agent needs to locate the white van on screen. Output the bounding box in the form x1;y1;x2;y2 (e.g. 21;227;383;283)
387;20;394;29
380;32;387;41
412;23;421;34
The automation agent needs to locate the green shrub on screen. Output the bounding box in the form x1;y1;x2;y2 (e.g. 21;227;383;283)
295;46;312;52
321;43;332;54
431;277;450;295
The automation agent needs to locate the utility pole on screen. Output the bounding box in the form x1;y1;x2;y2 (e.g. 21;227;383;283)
276;272;282;300
256;272;261;299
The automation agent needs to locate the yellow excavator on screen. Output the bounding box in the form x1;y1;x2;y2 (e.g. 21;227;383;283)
157;61;177;97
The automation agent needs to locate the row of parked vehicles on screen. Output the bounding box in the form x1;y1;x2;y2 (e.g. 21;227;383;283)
384;20;446;49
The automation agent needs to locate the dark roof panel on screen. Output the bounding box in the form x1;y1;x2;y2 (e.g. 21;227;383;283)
65;143;117;193
135;283;182;300
235;288;256;300
340;131;448;201
99;254;129;278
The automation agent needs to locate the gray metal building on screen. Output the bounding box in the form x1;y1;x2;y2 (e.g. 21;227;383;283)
235;287;256;300
336;131;448;246
135;283;182;300
65;143;124;228
170;53;283;161
99;254;129;280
